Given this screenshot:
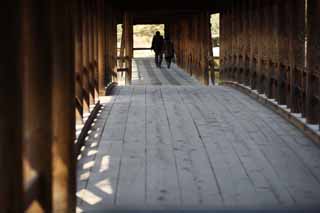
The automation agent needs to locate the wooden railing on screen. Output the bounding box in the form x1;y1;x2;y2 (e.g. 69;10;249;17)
220;0;320;131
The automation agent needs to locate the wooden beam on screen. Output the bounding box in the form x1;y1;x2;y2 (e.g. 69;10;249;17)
0;0;23;211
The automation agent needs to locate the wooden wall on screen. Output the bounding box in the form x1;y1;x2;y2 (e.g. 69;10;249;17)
168;11;211;85
0;0;118;211
220;0;320;129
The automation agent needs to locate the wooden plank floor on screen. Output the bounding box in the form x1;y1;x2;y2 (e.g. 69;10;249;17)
77;58;320;212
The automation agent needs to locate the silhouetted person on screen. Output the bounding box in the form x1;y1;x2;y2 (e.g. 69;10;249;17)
151;31;164;68
163;35;174;69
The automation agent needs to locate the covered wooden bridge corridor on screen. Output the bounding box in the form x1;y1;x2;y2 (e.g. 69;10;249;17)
1;0;320;212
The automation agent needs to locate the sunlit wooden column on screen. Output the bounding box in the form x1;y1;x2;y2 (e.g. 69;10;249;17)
97;0;106;95
306;0;320;125
74;0;84;124
92;0;99;101
82;0;90;114
21;0;52;211
123;12;133;84
51;0;76;211
88;0;95;104
111;11;118;82
0;1;23;212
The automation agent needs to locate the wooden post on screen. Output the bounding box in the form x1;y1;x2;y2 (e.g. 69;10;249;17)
123;12;133;84
97;0;106;95
271;0;280;100
21;0;53;211
243;0;251;86
277;0;290;105
82;0;90;113
105;5;116;83
200;12;210;85
74;0;84;124
208;14;215;85
120;25;125;69
249;0;258;90
0;1;23;211
51;0;76;211
88;0;95;104
289;0;305;113
220;10;225;81
306;0;320;124
92;0;99;101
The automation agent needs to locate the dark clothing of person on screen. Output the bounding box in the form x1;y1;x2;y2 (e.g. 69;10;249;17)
151;34;164;53
165;56;172;68
151;34;164;67
163;39;174;68
155;52;163;68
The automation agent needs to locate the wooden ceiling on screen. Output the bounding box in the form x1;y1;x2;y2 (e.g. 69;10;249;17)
110;0;229;24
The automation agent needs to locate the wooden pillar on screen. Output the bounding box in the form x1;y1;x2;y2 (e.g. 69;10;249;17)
208;14;215;85
82;0;90;113
256;0;264;94
260;0;270;95
105;5;117;83
97;0;105;95
123;12;133;84
22;0;52;211
289;0;305;113
277;0;292;105
0;1;23;211
74;0;84;124
119;25;125;68
271;0;280;100
306;0;320;124
92;0;99;101
88;0;95;104
249;0;258;89
266;0;278;99
243;0;251;86
51;0;76;211
199;12;210;85
220;8;227;81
